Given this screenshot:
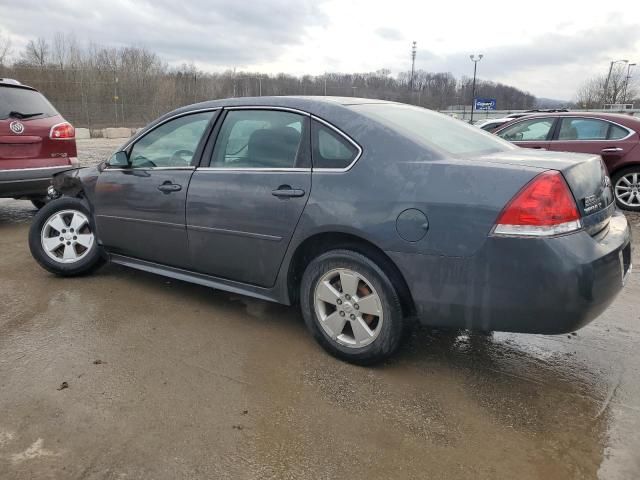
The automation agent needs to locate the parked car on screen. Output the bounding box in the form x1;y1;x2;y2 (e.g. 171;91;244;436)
493;112;640;210
0;78;78;208
28;97;631;364
505;109;569;120
475;117;515;132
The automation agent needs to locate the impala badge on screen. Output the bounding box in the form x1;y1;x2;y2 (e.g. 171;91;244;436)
583;194;603;214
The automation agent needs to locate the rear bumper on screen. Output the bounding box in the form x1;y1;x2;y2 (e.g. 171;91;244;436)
389;211;632;334
0;164;76;198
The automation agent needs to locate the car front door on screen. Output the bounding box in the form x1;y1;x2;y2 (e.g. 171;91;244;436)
547;117;637;171
94;110;217;267
186;108;311;287
496;117;556;150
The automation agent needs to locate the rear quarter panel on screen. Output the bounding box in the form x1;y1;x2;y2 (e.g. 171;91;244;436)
285;108;545;259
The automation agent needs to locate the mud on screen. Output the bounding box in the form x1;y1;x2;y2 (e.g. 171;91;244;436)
0;141;639;479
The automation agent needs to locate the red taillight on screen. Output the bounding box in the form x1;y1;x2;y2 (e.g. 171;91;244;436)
50;122;75;140
493;171;582;237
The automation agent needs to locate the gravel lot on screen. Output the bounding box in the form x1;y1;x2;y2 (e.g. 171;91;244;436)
76;138;125;166
0;139;639;479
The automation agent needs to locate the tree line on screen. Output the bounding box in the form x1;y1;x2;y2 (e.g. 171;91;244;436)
0;33;537;128
574;63;638;109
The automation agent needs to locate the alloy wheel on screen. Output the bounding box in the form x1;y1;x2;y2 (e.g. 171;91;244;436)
615;172;640;208
313;268;384;348
40;209;95;263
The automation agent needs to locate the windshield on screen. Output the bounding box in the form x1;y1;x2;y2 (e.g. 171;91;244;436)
0;86;59;120
350;103;516;156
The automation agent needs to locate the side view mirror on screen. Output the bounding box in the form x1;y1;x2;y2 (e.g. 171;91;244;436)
108;151;130;167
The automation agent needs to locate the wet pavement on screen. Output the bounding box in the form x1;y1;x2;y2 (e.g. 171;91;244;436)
1;141;639;479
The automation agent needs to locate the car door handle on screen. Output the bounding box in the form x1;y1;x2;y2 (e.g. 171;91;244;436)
157;182;182;193
601;147;624;153
531;146;546;149
271;186;305;198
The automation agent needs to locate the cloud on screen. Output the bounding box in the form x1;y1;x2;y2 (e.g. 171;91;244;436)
412;22;640;97
0;0;329;66
375;27;404;41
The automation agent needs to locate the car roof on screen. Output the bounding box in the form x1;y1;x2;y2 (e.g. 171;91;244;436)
169;95;399;118
0;79;37;91
495;111;640;131
476;117;513;125
510;111;638;122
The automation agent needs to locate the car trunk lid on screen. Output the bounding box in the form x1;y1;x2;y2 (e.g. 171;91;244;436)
477;149;614;236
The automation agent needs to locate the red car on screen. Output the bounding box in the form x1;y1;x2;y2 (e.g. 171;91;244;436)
494;112;640;211
0;78;78;208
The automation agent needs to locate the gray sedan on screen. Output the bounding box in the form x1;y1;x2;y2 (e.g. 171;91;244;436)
28;97;632;364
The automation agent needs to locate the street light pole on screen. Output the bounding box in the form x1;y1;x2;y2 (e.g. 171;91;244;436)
469;54;483;123
603;59;628;105
623;63;636;104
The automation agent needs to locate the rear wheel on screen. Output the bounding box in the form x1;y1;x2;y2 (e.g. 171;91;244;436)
612;166;640;211
300;249;405;365
29;197;105;276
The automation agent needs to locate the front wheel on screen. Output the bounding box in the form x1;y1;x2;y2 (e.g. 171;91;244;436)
612;166;640;211
29;197;105;276
300;249;406;365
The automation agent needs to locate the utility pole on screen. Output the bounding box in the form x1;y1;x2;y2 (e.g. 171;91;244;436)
469;54;483;123
623;63;636;104
193;71;197;102
232;67;236;97
324;75;327;96
113;75;119;126
410;41;417;91
603;59;628;105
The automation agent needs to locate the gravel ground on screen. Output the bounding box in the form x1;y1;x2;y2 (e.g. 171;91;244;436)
0;140;639;479
76;138;125;166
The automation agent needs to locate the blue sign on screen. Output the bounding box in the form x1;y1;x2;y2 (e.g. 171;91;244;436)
474;98;497;110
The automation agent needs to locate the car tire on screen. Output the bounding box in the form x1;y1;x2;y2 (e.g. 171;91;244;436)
612;166;640;211
30;197;48;209
300;249;405;365
29;197;105;277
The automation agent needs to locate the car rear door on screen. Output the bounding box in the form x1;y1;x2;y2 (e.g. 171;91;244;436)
547;117;638;171
94;110;217;268
186;108;311;288
495;117;556;150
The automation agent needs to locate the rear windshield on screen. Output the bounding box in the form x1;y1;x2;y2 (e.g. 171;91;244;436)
350;103;516;156
0;86;59;120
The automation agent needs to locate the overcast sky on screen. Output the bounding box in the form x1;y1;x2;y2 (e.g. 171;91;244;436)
1;0;639;99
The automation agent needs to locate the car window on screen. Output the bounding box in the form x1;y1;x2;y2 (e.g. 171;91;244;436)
498;118;554;141
608;123;630;140
211;110;307;169
129;112;215;168
351;103;515;156
312;121;359;169
558;118;609;140
0;86;59;120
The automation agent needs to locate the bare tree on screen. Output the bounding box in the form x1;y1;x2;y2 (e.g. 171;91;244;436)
0;33;11;67
575;66;636;108
51;32;70;69
20;37;50;67
575;76;605;108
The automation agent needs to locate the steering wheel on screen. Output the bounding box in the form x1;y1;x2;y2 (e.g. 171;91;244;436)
171;149;194;165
